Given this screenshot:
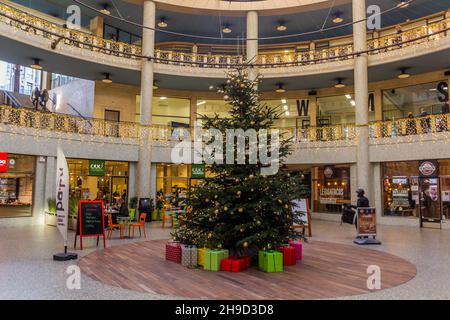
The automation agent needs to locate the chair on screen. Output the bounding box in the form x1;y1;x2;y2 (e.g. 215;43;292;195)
129;213;147;238
107;214;124;239
162;210;174;229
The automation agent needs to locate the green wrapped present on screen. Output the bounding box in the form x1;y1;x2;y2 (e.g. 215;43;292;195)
204;249;229;271
259;250;283;273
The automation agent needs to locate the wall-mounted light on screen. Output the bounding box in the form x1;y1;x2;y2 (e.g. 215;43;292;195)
158;18;168;28
332;13;344;24
222;24;232;34
335;78;345;88
100;3;111;15
30;58;43;70
275;83;286;93
102;73;112;84
398;68;411;79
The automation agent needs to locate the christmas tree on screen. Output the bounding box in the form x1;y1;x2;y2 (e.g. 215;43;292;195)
174;68;309;256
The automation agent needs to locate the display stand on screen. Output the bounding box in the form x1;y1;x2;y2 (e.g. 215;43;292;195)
292;199;312;237
353;207;381;245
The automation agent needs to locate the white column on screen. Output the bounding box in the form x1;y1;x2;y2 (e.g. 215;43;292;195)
246;11;258;81
137;0;156;199
44;156;56;209
128;162;137;201
353;0;371;202
150;164;157;202
33;157;46;220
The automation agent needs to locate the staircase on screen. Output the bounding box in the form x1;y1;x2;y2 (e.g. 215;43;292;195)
0;90;52;112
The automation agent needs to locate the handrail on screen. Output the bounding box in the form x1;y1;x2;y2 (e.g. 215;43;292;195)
0;2;447;69
3;91;22;109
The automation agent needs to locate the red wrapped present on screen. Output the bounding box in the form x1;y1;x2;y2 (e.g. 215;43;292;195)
277;246;296;266
221;256;250;272
288;240;303;261
165;242;181;263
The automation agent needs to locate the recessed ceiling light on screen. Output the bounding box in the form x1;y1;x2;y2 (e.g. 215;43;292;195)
222;24;232;34
398;1;409;9
281;99;287;104
277;24;287;32
30;58;43;70
335;78;345;88
398;68;411;79
285;111;290;116
102;73;112;84
275;83;286;93
160;96;167;100
350;100;356;106
158;18;168;28
283;105;289;111
100;4;111;15
333;13;344;24
345;94;352;99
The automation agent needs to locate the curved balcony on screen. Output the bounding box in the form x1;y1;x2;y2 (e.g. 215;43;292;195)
0;2;448;75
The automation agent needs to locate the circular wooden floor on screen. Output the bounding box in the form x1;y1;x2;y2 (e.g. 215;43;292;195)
79;240;416;299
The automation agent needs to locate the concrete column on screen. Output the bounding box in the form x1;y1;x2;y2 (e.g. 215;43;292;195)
246;11;258;81
374;89;383;121
40;71;52;90
128;162;137;201
353;0;371;202
89;16;105;38
150;163;157;202
190;97;198;126
309;97;318;127
350;163;358;205
137;0;156;199
373;163;383;220
44;156;56;210
33;157;46;220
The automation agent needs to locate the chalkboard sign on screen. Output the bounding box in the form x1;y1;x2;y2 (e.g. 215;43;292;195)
291;199;312;237
139;198;152;213
74;200;106;250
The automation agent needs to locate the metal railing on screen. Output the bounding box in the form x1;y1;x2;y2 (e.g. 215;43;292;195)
0;2;447;69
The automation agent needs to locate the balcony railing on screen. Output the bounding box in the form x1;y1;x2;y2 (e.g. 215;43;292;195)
0;2;448;69
369;114;450;139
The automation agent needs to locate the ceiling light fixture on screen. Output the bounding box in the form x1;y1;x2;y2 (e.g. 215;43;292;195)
30;58;43;70
102;73;112;84
281;99;287;104
275;83;286;93
197;101;206;106
277;23;287;32
398;1;410;9
160;96;167;100
222;24;232;34
350;100;356;107
332;13;344;24
100;4;111;15
345;94;352;99
398;68;411;79
335;78;345;88
158;18;168;28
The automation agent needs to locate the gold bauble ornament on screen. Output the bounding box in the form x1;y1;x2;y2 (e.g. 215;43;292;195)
214;209;219;214
284;204;289;209
224;206;228;211
243;242;248;248
238;207;244;213
267;243;272;249
236;191;242;196
214;195;218;199
240;228;244;232
251;188;255;192
278;199;283;204
205;198;210;203
208;232;213;238
217;244;222;249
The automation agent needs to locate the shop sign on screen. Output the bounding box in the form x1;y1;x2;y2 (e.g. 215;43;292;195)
191;164;205;179
319;187;344;204
89;160;105;176
323;166;334;179
392;176;408;184
0;153;8;173
419;160;439;178
357;208;377;236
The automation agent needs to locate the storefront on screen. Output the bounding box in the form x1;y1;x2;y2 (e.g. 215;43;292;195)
0;153;35;218
312;165;351;213
67;159;129;205
382;160;450;227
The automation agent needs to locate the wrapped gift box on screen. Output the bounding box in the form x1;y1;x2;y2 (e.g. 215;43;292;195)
277;246;296;266
204;249;229;272
221;256;250;272
181;245;198;268
258;250;283;273
165;242;181;263
288;240;303;260
197;248;208;267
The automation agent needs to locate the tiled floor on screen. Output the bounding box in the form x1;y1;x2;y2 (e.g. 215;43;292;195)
0;217;450;300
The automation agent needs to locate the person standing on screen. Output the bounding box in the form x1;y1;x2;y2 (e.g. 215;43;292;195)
350;188;370;233
31;87;40;110
419;107;431;133
406;112;417;135
40;89;49;110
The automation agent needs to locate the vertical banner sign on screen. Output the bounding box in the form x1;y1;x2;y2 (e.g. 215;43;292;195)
56;147;69;247
0;153;8;173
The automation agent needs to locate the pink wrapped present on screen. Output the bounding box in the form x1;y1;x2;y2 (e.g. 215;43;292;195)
288;240;303;260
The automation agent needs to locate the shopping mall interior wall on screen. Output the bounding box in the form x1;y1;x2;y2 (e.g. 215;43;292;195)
48;79;95;118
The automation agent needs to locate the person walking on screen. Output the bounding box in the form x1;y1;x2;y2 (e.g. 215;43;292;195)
31;87;40;110
350;188;370;235
39;89;49;110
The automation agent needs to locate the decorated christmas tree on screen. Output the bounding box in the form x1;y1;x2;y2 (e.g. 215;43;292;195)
174;68;309;256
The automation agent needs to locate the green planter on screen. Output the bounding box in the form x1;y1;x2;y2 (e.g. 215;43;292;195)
129;208;136;220
151;210;158;221
158;209;164;220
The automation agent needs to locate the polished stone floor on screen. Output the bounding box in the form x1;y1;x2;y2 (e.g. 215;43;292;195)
1;217;450;300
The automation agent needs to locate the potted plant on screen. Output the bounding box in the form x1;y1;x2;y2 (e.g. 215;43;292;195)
45;198;57;226
68;196;79;231
129;196;138;220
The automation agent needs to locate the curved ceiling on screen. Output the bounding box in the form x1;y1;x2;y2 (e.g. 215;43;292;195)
9;0;450;45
